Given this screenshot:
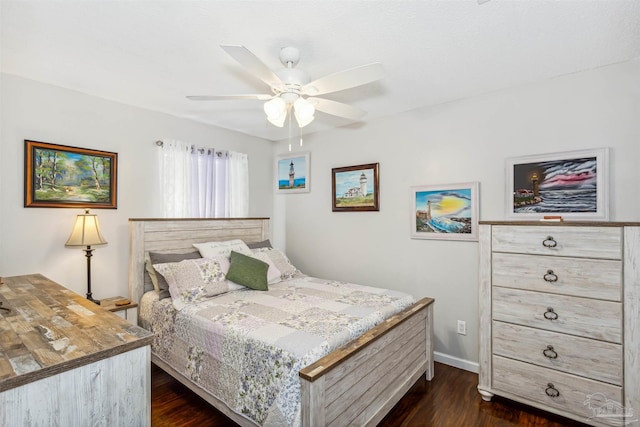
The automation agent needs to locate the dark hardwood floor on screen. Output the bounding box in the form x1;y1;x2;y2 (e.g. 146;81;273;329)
151;362;589;426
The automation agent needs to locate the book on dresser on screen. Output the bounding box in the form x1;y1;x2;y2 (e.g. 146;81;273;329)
478;221;640;427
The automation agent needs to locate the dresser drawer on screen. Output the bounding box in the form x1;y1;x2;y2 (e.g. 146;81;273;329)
492;355;623;425
492;321;622;385
492;226;621;259
492;253;621;301
492;287;622;343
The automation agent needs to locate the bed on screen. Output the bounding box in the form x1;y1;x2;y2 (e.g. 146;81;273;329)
129;217;434;426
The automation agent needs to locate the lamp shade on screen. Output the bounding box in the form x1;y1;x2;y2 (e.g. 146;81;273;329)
263;97;286;119
264;97;287;127
65;209;108;247
267;111;287;127
293;97;315;128
294;97;314;119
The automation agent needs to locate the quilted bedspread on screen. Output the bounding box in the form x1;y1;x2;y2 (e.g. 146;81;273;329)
140;275;415;426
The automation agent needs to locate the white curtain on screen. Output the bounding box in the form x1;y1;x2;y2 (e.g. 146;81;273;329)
158;140;249;218
229;151;249;217
158;140;192;217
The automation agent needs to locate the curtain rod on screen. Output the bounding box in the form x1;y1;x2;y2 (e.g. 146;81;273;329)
155;140;227;157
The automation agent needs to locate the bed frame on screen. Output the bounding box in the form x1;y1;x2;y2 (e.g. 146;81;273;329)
129;218;434;427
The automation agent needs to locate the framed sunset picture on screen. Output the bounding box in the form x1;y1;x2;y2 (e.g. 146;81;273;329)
505;148;609;220
410;182;479;241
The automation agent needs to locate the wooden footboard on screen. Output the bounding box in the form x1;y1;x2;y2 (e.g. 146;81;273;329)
129;218;435;426
300;297;434;426
149;297;433;427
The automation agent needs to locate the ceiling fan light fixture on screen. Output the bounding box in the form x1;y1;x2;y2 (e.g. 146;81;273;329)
190;45;384;131
264;97;286;118
294;111;314;128
267;111;286;127
293;97;315;128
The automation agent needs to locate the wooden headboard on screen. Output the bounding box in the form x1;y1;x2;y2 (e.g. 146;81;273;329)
128;218;269;305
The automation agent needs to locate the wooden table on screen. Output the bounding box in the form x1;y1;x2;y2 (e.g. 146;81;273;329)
0;274;153;426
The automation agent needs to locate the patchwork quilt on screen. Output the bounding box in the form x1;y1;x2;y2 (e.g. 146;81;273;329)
140;275;415;427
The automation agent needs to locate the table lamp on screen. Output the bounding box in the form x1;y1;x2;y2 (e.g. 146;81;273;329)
65;208;108;304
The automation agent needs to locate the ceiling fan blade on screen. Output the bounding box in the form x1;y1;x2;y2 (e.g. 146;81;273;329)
302;63;384;96
308;97;367;121
187;94;273;101
221;45;283;89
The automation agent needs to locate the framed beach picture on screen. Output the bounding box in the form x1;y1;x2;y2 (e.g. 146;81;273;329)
332;163;379;212
24;140;117;208
276;152;310;193
505;148;609;220
410;182;479;241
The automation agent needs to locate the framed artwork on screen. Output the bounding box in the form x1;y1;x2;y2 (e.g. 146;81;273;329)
24;140;118;209
276;152;310;193
505;148;609;220
410;182;479;241
332;163;379;212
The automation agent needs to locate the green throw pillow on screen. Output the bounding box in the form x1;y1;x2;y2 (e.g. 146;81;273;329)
226;251;269;291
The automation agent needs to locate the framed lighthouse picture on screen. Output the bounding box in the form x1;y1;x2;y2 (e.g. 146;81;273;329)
332;163;379;212
410;182;479;241
505;148;609;220
276;152;310;194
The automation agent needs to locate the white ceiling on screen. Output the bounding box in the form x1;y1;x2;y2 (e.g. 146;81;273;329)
2;1;639;141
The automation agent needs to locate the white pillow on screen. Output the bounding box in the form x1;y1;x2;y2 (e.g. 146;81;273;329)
193;239;253;258
251;251;282;285
251;248;300;280
153;257;231;310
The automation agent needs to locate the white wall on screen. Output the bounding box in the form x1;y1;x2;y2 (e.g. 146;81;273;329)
2;58;638;371
275;59;640;371
0;74;273;300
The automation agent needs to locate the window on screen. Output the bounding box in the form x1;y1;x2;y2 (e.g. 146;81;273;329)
158;140;248;218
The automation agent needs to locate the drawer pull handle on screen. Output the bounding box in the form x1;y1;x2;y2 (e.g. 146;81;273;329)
543;307;558;320
543;345;558;359
542;236;557;248
543;270;558;283
545;383;560;398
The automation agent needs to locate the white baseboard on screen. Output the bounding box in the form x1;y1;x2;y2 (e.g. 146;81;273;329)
434;351;479;373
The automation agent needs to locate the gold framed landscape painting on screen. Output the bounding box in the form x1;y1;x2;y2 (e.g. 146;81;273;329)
24;140;118;208
410;182;479;241
332;163;379;212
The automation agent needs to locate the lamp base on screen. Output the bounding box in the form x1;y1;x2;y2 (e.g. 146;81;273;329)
86;294;101;305
83;247;100;305
0;301;10;313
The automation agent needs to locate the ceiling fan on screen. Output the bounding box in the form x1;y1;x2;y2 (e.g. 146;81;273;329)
187;45;385;128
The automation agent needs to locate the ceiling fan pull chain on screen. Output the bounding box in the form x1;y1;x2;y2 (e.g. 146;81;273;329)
288;108;292;152
299;121;303;147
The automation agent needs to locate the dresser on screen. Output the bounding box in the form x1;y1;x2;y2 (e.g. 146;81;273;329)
478;222;639;427
0;274;153;426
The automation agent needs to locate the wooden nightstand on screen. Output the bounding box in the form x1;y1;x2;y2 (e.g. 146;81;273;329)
100;296;138;323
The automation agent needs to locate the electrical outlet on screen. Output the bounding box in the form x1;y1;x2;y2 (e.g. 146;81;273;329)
457;320;467;335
